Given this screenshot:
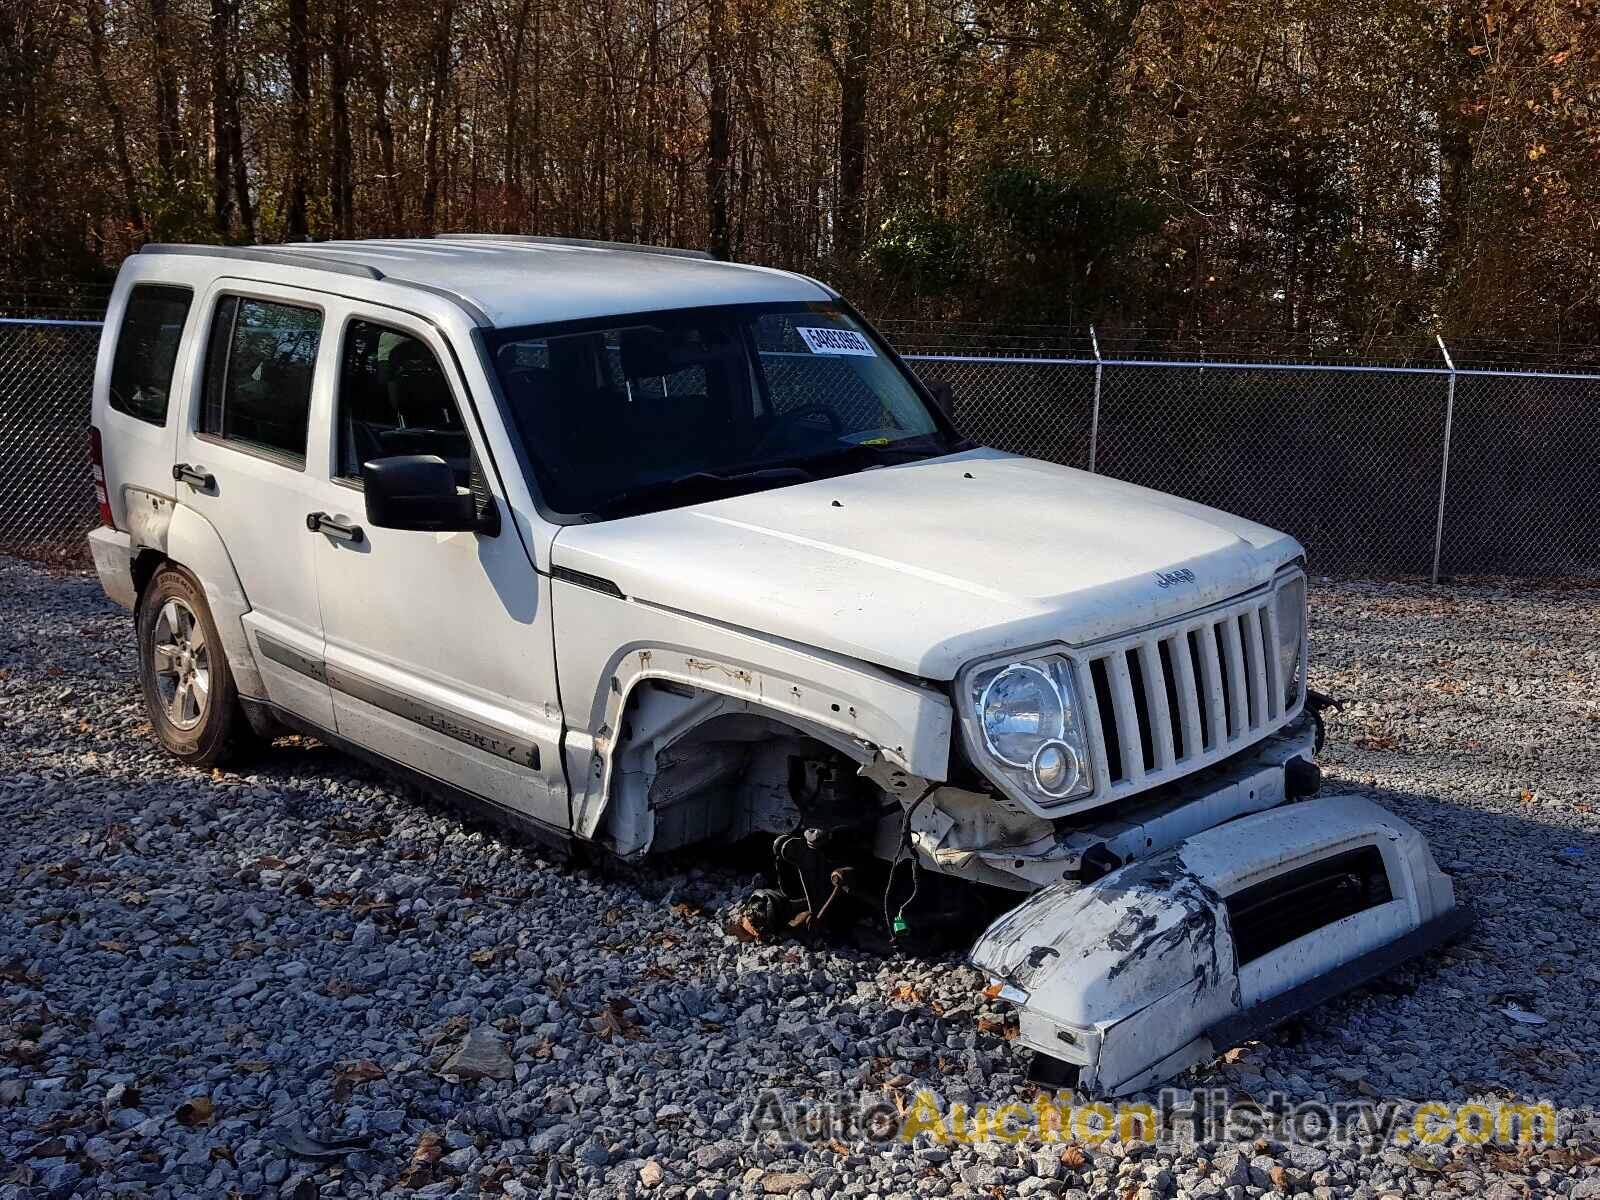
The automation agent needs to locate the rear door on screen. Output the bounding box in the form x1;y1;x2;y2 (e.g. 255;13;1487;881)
301;300;568;832
173;280;334;727
94;279;197;530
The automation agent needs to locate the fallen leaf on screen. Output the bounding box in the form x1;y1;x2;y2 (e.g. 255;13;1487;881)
469;947;498;966
175;1096;214;1126
1061;1145;1087;1169
890;982;921;1004
592;998;644;1041
96;940;131;954
1270;1166;1289;1188
976;1014;1017;1040
732;914;764;941
982;982;1003;1000
546;975;572;1000
396;1129;444;1188
670;901;702;919
322;977;361;1000
333;1059;385;1101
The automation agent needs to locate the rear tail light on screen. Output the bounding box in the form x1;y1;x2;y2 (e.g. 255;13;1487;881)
89;425;116;529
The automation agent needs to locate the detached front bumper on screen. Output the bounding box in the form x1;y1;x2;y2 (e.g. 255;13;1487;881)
907;716;1321;893
969;794;1471;1096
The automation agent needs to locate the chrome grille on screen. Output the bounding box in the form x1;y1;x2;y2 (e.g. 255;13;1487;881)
1079;591;1301;796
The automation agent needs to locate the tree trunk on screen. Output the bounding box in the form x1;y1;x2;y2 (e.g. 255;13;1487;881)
148;0;183;188
209;0;233;237
705;0;731;259
639;0;659;243
421;0;455;234
1068;0;1144;163
529;0;542;228
364;1;403;235
285;0;311;239
1435;4;1484;295
501;0;532;231
227;44;254;241
329;1;354;238
85;0;143;233
834;0;872;264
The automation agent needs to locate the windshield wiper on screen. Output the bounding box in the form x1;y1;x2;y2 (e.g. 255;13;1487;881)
592;465;815;518
586;436;963;519
803;434;959;472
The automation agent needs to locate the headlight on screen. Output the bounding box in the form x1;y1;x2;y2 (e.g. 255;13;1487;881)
968;656;1093;803
1274;572;1306;709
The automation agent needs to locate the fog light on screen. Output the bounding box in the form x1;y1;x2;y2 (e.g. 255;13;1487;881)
1032;740;1081;797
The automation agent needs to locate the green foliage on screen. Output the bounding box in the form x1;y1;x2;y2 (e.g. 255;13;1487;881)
866;208;972;294
978;163;1162;258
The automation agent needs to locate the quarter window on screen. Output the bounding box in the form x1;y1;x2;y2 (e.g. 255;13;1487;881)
200;296;322;466
108;285;192;425
336;320;470;482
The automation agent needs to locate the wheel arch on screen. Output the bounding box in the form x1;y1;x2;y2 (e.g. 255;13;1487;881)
568;643;948;855
135;504;265;701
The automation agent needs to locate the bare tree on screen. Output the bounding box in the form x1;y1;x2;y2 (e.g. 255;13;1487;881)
285;0;311;239
705;0;731;259
84;0;142;233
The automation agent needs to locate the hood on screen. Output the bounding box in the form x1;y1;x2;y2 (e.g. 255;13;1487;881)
550;448;1304;680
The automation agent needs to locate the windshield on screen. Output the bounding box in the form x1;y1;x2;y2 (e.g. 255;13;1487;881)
486;302;958;518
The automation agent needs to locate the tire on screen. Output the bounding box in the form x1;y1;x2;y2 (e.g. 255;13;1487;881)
136;565;259;767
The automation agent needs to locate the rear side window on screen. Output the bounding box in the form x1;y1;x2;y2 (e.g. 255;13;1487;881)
336;320;469;481
201;296;323;466
108;285;192;425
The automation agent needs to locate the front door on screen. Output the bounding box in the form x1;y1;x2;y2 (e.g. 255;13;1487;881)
173;281;335;727
302;301;568;832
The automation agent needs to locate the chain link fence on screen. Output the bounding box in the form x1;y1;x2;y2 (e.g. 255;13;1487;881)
0;318;103;559
2;312;1597;578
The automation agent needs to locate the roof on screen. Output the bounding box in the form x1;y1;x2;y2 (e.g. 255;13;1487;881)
139;235;832;329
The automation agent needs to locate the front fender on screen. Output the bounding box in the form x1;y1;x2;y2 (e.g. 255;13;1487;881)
551;580;953;842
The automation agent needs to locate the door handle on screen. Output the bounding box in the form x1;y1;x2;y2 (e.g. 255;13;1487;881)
306;512;364;544
172;463;216;491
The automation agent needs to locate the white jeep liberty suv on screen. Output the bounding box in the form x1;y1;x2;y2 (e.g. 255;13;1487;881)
87;235;1466;1095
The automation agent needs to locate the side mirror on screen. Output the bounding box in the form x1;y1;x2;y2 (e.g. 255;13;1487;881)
362;454;486;533
927;378;957;422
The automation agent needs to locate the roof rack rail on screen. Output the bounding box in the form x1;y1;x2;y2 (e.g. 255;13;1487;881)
436;233;713;262
139;243;385;281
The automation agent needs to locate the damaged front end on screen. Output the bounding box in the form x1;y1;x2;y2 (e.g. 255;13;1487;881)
968;795;1472;1096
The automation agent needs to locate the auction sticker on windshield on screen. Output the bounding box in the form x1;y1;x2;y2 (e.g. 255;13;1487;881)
796;326;877;356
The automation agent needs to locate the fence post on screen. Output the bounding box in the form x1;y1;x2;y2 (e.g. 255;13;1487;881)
1431;335;1457;584
1088;325;1103;473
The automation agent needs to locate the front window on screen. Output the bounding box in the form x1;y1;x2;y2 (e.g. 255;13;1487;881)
487;302;956;517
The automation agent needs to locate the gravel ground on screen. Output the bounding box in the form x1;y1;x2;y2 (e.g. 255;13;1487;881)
2;555;1599;1200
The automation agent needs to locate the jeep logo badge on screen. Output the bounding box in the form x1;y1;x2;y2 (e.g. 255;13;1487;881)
1155;568;1196;589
